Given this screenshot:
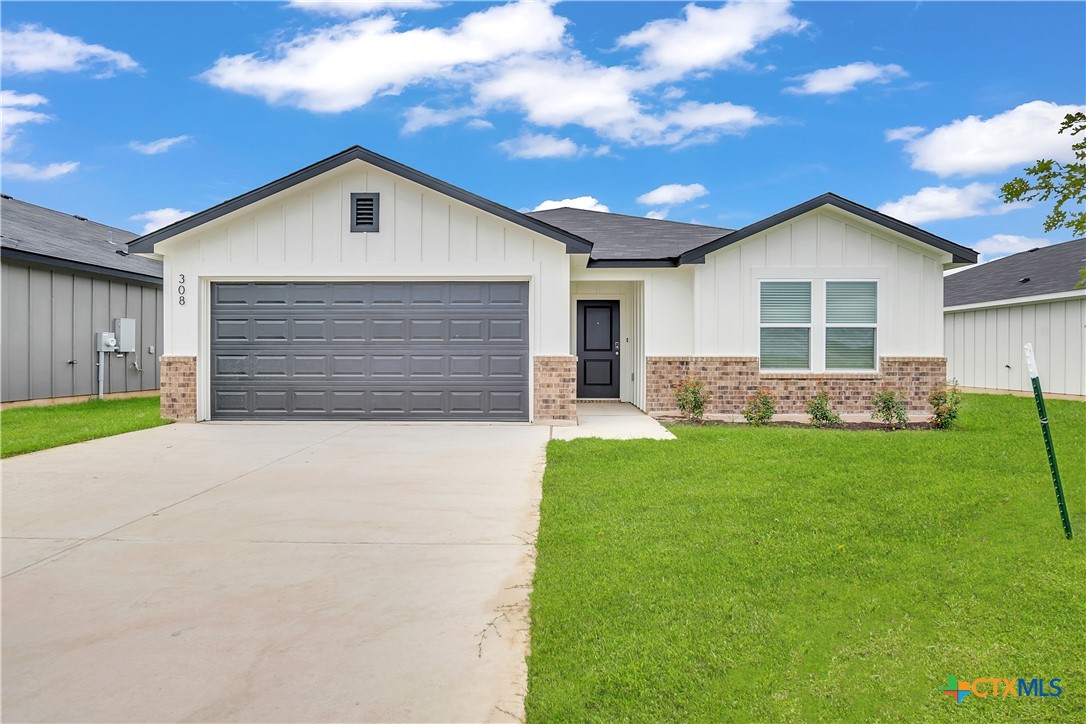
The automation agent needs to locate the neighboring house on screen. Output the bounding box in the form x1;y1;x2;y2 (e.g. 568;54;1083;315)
1;196;164;405
944;238;1086;397
126;146;977;423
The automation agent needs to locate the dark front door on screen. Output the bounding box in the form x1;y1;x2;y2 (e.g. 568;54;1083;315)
576;300;620;398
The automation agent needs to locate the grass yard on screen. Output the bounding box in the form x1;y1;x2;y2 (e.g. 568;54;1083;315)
1;396;170;458
528;394;1084;722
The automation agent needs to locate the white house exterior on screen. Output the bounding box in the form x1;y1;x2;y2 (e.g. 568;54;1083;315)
128;147;977;422
944;239;1086;397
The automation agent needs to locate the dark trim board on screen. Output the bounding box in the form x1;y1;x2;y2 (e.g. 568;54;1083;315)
1;248;164;286
680;193;979;265
127;146;594;255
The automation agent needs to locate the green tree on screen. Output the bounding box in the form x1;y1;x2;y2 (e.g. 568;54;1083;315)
1000;111;1086;236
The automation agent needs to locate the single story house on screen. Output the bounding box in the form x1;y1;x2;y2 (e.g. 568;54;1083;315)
944;238;1085;397
1;195;164;406
127;146;977;423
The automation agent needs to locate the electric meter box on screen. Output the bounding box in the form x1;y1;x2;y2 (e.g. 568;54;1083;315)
114;318;136;353
97;332;118;352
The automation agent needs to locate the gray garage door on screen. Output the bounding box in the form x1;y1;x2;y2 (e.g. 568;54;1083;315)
210;282;529;420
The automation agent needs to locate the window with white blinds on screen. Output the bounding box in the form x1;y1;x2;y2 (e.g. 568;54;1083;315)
826;281;877;369
758;280;878;372
760;281;811;369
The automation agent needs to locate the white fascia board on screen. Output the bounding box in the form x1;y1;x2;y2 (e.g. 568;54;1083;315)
943;288;1086;313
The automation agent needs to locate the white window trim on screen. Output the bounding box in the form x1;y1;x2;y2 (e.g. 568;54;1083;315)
757;278;880;373
824;279;879;373
758;279;813;372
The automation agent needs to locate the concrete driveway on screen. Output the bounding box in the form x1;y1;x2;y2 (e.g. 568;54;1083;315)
2;421;550;723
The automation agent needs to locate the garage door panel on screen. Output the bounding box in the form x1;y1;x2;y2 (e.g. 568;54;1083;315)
211;282;528;420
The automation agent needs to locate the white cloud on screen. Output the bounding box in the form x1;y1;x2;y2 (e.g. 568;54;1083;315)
498;132;582;159
203;1;567;113
0;90;51;152
475;57;770;146
885;125;924;142
0;90;78;179
785;61;907;95
288;1;441;16
889;100;1086;177
532;196;609;213
128;135;191;155
877;183;1024;224
617;2;807;77
130;208;195;234
2;160;79;181
202;1;793;149
972;234;1052;262
637;182;708;206
1;24;139;77
645;209;669;220
466;118;494;130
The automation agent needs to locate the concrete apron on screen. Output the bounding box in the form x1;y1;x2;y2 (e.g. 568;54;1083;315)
2;422;550;723
552;402;676;441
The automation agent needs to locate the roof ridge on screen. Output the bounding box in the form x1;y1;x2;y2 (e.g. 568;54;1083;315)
948;237;1086;277
529;206;732;231
1;195;137;237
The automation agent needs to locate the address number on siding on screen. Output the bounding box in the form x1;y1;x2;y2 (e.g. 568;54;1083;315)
178;274;186;306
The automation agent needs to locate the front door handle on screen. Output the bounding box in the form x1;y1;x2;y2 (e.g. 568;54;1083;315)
614;341;620;356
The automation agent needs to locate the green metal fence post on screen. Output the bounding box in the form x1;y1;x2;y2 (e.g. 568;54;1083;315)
1024;344;1073;540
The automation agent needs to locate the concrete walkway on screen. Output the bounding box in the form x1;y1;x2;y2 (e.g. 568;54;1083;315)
552;402;676;441
2;422;549;723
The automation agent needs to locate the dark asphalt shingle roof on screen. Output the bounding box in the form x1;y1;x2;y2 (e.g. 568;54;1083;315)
526;207;732;260
944;238;1085;307
1;195;162;280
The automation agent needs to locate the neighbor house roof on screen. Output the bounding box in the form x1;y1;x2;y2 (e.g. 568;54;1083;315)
126;145;593;255
1;195;162;284
944;237;1086;307
526;207;732;263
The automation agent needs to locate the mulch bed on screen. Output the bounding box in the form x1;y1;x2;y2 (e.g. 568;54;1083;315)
667;419;936;431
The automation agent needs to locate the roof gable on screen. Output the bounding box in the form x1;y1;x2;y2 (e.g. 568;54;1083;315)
679;193;978;265
127;146;593;255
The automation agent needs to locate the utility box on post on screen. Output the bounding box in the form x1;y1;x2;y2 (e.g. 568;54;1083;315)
114;318;136;353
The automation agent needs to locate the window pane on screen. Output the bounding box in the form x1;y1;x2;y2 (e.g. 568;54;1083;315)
760;328;810;369
761;281;811;323
826;281;877;324
826;328;876;369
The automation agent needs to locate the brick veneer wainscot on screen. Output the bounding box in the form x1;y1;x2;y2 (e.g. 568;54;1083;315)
533;355;577;421
646;356;947;415
160;356;197;421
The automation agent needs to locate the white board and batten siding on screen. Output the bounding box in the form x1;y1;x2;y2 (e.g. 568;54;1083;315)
154;160;572;420
692;208;948;359
945;296;1086;396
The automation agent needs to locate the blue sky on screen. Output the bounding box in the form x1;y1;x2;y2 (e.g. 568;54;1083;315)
2;1;1083;261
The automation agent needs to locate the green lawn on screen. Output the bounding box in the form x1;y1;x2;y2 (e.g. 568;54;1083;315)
1;396;170;458
528;394;1085;722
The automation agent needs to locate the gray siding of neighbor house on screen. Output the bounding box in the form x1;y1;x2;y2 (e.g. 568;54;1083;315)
1;259;164;402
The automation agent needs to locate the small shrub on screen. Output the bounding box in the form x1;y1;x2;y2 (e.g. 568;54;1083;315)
806;388;842;428
871;388;908;430
742;387;776;426
929;382;963;429
674;376;710;422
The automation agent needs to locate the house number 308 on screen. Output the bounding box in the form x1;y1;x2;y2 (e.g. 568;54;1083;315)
178;274;186;306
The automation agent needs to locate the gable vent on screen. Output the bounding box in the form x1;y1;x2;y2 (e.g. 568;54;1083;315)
350;192;380;233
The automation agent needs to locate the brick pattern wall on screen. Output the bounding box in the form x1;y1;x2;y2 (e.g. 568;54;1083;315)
881;357;947;411
160;356;197;421
646;356;946;415
646;357;760;414
533;356;577;421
